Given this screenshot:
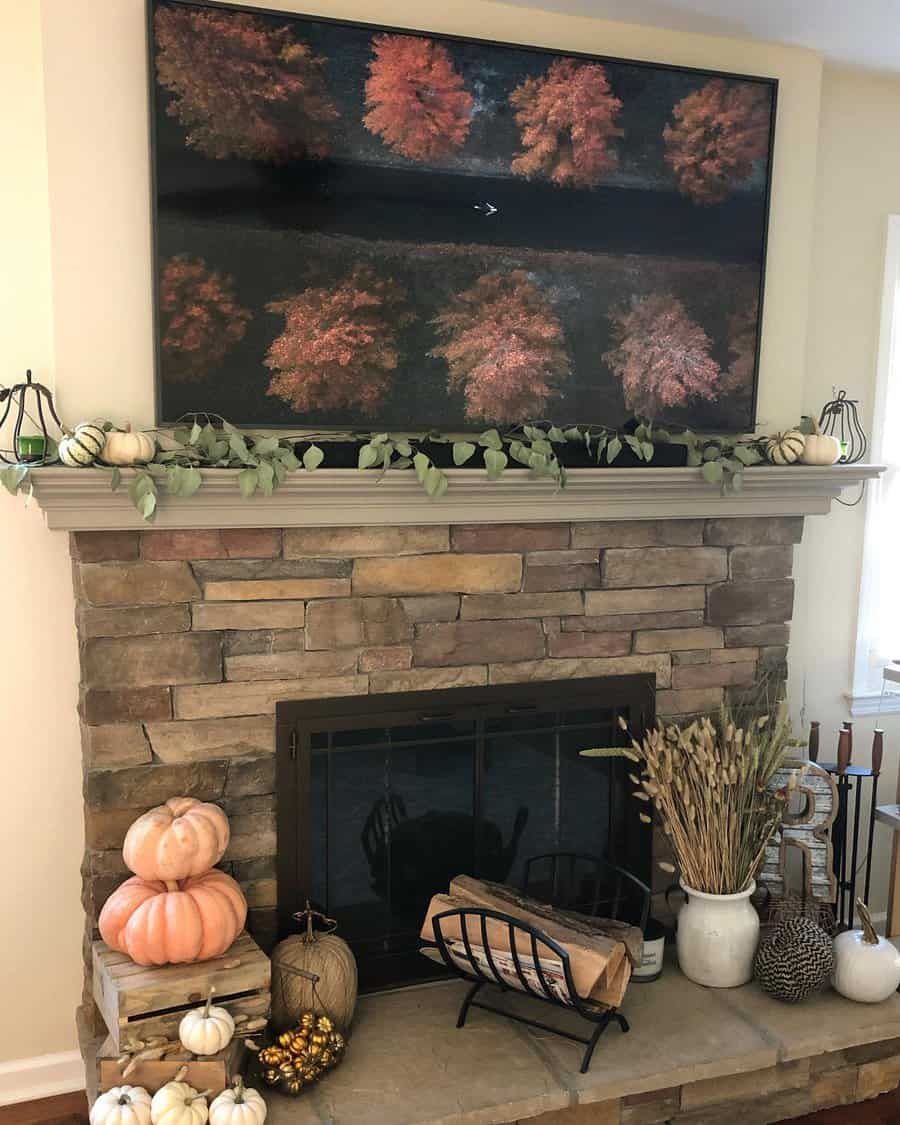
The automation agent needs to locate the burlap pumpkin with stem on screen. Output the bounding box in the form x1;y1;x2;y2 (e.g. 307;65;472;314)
270;902;357;1034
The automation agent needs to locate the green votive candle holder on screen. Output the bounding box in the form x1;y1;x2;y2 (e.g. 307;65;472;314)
16;434;46;462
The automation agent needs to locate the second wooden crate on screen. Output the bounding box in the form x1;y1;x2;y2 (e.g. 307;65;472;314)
93;931;271;1052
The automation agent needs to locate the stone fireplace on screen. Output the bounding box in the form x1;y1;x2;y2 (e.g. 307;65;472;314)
73;514;799;1029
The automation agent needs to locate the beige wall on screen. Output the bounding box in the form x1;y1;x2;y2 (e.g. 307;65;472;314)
6;0;887;1069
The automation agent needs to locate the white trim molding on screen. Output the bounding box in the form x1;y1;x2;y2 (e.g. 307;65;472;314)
0;1050;85;1106
25;464;884;531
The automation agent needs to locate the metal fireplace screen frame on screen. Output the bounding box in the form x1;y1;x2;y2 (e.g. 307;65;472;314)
276;675;655;991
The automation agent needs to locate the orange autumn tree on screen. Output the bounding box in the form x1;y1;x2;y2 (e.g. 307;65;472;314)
510;59;623;188
264;266;411;416
363;34;474;160
431;270;570;422
159;256;252;382
720;298;759;398
604;293;720;417
663;79;770;205
154;5;338;163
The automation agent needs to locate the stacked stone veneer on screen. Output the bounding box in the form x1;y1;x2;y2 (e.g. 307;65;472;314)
73;515;800;1024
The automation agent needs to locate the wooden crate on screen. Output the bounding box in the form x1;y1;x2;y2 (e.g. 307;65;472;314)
98;1037;246;1095
93;931;270;1052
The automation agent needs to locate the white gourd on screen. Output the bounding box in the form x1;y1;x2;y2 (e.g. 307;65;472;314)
90;1085;152;1125
150;1074;212;1125
832;900;900;1003
59;422;106;467
102;424;156;466
765;430;805;465
209;1078;267;1125
179;990;235;1056
800;418;842;465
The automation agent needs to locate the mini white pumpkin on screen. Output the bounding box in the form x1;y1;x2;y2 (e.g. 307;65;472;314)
150;1072;212;1125
832;900;900;1003
90;1085;152;1125
102;424;156;466
59;421;106;467
179;990;235;1056
800;418;842;466
765;429;805;465
209;1078;267;1125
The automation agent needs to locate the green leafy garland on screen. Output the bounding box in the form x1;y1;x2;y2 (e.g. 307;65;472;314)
0;417;770;521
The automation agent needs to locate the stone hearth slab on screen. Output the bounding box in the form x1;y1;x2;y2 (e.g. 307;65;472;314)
261;962;900;1125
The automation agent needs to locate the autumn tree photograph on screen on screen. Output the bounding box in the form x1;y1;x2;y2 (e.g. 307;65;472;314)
150;0;776;431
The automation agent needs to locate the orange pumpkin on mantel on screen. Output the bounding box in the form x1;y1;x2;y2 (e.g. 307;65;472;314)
123;797;230;883
99;870;248;965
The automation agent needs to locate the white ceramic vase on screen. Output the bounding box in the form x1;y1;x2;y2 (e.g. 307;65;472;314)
676;880;760;988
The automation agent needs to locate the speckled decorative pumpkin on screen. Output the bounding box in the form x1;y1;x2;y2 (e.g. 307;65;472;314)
754;916;834;1003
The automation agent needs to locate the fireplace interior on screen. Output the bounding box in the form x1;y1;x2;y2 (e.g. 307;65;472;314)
276;675;655;991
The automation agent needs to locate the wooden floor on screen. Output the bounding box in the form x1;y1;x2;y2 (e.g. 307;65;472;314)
2;1087;900;1124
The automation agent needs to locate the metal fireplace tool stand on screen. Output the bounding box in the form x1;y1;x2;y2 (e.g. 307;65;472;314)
429;906;629;1074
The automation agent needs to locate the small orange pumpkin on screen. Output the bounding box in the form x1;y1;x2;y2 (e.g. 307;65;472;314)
99;870;247;965
123;797;230;882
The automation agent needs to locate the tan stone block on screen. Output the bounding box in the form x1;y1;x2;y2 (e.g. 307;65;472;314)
359;647;412;672
285;525;449;557
194;558;349;581
242;878;278;908
71;531;140;562
673;1087;814;1124
146;717;273;762
656;687;724;716
810;1066;858;1109
221;528;282;557
524;563;603;592
461;591;583;620
621;1086;679;1124
707;580;794;626
671;650;711;665
354;553;522;596
175;675;368;719
225;649;357;682
602;548;726;588
525;1100;621;1125
83;633;221;689
226;755;275;797
141;530;226;560
857;1054;900;1100
564;610;705;632
81;723;151;768
86;762;227;809
760;645;789;666
84;808;142;850
451;523;569;552
400;594;460;623
528;549;599;565
672;661;757;690
573;519;704;548
730;546;794;581
223;812;277;860
725;624;790;647
192;601;306;631
414;619;545;666
844;1037;900;1066
634;627;723;653
490;653;671;687
82;686;172;724
369;665;487;694
78;604;191;638
547;632;633;658
224;629;305;656
585;587;707;615
709;646;759;664
679;1058;810;1111
80;561;201;606
205;578;350;601
705;516;804;546
306;597;411;649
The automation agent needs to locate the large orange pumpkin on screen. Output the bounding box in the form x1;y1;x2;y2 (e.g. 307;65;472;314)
99;870;247;965
123;797;230;882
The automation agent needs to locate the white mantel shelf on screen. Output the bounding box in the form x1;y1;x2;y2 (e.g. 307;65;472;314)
24;463;884;531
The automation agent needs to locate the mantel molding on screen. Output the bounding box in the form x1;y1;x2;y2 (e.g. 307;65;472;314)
23;464;884;531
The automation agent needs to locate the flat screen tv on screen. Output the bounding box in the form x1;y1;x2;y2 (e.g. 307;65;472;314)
149;0;777;432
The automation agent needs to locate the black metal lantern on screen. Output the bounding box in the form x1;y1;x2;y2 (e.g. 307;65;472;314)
818;389;868;464
0;370;63;465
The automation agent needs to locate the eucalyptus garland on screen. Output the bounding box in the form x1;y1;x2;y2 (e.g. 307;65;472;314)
0;416;773;521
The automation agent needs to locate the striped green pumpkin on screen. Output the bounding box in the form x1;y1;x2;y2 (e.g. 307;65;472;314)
58;422;105;467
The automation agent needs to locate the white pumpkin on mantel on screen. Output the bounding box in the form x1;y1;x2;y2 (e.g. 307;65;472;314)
800;418;843;466
102;424;156;466
832;900;900;1003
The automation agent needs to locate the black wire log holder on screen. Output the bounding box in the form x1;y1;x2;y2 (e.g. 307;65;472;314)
428;906;629;1074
